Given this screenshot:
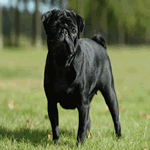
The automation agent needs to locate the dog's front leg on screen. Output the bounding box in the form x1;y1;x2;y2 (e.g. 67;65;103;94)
48;102;59;144
77;102;90;145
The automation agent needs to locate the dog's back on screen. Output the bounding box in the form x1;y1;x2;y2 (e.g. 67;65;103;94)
92;32;106;49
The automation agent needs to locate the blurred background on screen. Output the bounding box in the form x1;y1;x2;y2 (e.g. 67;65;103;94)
0;0;150;51
0;1;150;149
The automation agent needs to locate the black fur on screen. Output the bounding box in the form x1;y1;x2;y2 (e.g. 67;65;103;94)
92;32;106;49
42;9;121;145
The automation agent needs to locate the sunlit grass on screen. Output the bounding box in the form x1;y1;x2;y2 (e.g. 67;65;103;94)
0;46;150;149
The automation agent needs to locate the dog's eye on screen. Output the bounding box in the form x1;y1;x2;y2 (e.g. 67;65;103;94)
72;29;76;34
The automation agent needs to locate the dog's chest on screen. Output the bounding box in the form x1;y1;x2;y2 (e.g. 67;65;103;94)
53;76;68;91
52;67;78;109
53;66;73;88
53;78;78;109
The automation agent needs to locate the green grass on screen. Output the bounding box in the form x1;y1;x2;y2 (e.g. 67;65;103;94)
0;46;150;150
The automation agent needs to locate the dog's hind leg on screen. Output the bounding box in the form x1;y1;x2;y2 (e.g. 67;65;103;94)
99;70;122;138
86;115;91;132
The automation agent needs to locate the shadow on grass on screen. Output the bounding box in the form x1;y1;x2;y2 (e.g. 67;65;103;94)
0;126;76;147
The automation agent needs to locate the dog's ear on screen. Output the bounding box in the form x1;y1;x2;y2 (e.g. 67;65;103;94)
76;14;85;38
71;11;85;38
41;9;56;33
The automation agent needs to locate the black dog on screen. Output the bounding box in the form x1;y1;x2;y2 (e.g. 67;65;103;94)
41;9;121;145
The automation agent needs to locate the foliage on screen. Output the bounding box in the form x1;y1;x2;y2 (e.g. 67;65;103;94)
68;0;91;19
68;0;150;41
108;0;136;28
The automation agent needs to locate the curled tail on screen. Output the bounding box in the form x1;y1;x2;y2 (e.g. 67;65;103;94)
92;32;106;49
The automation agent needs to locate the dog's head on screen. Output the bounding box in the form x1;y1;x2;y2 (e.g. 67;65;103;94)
41;9;85;66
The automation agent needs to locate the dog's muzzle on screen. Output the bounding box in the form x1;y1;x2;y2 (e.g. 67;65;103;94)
61;28;68;36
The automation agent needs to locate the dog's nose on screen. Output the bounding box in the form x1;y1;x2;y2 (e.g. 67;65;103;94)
62;29;68;35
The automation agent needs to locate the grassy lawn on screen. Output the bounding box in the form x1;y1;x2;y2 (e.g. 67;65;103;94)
0;46;150;150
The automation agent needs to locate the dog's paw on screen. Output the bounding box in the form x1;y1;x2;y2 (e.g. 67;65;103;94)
54;139;60;145
116;132;122;138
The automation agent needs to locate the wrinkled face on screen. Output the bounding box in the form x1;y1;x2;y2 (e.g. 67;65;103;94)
42;9;85;65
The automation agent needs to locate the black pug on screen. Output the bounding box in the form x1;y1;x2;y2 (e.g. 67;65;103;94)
41;9;121;145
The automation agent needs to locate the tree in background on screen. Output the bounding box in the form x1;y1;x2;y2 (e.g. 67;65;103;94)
0;5;3;51
24;0;29;13
59;0;68;9
108;0;136;45
32;0;42;48
15;0;20;47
